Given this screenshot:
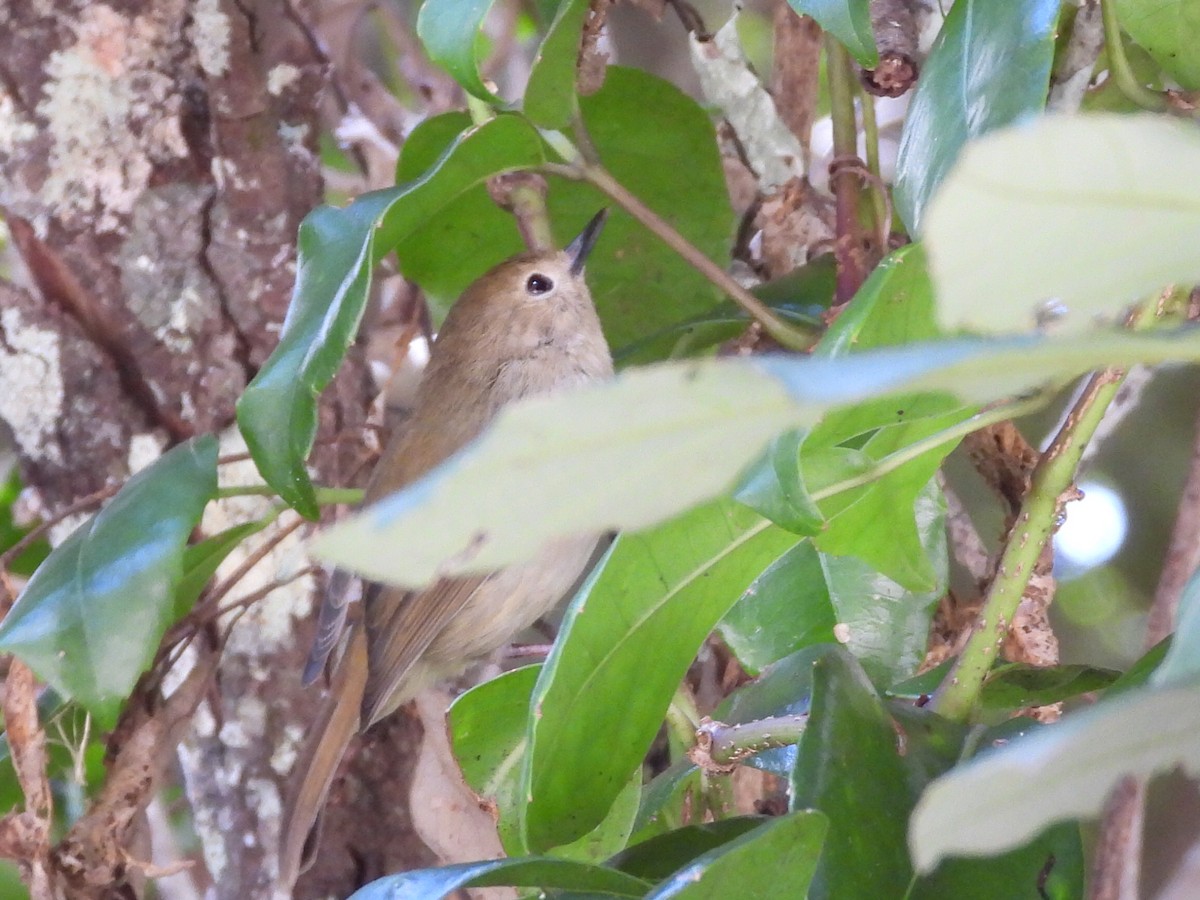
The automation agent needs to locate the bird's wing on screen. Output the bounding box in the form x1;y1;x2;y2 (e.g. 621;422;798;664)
301;569;358;686
361;574;485;725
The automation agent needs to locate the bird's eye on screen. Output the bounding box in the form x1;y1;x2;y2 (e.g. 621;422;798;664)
525;273;554;295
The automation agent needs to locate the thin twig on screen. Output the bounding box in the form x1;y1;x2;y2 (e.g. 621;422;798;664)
542;161;818;350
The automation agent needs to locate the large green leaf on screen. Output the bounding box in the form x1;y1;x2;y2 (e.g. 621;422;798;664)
448;665;541;854
1116;0;1200;90
818;480;946;684
791;646;913;895
644;811;828;898
348;857;651;899
909;679;1200;873
416;0;503;101
521;500;801;851
607;819;767;880
238;115;545;516
524;0;590;127
926;114;1200;333
786;0;877;66
893;0;1060;233
0;437;217;725
315;328;1200;587
718;543;836;674
449;664;641;859
391;69;735;349
795;647;1082;896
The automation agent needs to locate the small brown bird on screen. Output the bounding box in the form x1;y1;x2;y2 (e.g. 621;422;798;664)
278;211;613;890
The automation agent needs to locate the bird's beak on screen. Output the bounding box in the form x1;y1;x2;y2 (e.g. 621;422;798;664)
566;209;608;276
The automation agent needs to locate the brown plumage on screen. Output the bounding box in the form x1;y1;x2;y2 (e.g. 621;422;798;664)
277;212;612;892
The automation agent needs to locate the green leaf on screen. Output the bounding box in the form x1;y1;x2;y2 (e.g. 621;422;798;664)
718;543;836;674
818;481;946;684
391;69;735;349
1152;568;1200;686
928;114;1200;333
315;328;1200;587
347;857;651;899
734;430;823;534
1116;0;1200;90
644;811;828;898
0;469;50;576
524;0;590;127
607;819;767;881
416;0;503;101
238;115;545;515
175;519;273;618
521;500;801;851
893;0;1060;233
449;665;541;854
450;664;642;860
790;646;913;895
980;662;1121;710
786;0;877;66
0;437;217;725
908;680;1200;872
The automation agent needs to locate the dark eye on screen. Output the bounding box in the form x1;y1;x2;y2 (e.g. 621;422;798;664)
525;273;554;295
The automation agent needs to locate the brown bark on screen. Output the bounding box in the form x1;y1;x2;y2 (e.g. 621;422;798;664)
0;1;427;896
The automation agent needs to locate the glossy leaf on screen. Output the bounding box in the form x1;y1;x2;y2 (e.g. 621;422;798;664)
893;0;1059;233
316;327;1200;587
608;819;767;881
175;518;273;618
980;662;1120;710
718;543;836;674
819;481;946;684
449;665;541;853
391;69;735;349
644;811;828;898
524;0;590;127
790;646;913;895
238;115;545;515
786;0;877;66
416;0;502;101
734;429;823;534
1116;0;1200;90
927;114;1200;333
348;857;651;899
521;500;801;851
910;681;1200;871
0;437;217;725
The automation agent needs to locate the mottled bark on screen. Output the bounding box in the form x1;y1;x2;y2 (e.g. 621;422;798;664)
0;1;426;896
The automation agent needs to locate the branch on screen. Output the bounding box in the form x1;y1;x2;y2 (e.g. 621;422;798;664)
689;715;809;773
932;368;1127;721
541;160;818;350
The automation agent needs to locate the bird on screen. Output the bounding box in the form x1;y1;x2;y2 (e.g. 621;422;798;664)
277;210;613;892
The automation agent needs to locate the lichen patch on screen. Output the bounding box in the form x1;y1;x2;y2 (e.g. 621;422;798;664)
0;307;65;463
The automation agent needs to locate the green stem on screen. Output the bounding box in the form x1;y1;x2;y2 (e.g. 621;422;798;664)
931;368;1127;722
858;88;889;242
825;35;870;302
1100;0;1167;112
547;161;818;350
695;715;810;767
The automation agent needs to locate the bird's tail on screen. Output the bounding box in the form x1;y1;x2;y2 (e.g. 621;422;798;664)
276;628;368;896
